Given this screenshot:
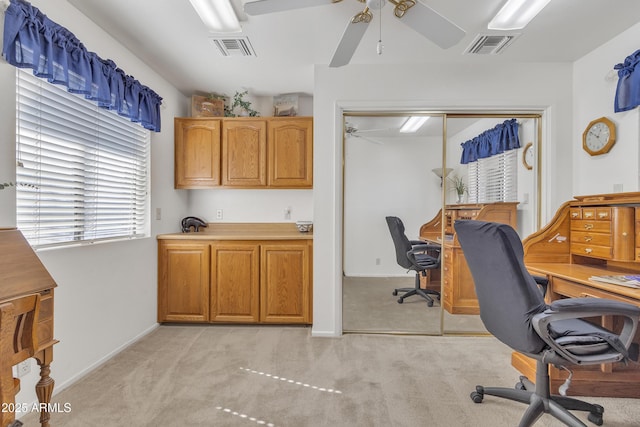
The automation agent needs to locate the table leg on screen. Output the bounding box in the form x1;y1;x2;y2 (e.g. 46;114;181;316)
34;349;54;427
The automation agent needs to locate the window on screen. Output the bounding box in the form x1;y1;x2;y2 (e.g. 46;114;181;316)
467;150;517;203
16;70;150;248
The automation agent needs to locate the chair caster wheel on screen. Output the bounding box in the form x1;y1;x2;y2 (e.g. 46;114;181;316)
392;290;398;296
470;391;483;403
587;412;603;426
437;295;441;300
397;298;403;304
427;300;434;307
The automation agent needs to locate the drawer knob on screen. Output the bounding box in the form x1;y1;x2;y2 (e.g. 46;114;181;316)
584;224;593;230
584;248;593;254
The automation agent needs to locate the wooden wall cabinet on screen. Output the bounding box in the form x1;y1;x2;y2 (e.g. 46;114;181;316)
268;118;313;187
222;119;267;187
174;116;313;189
158;238;312;324
174;118;221;189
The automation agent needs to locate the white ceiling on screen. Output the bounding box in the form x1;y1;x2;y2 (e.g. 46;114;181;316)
66;0;640;98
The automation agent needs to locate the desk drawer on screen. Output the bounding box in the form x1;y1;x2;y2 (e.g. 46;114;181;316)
551;277;639;305
570;243;612;259
571;220;611;233
571;231;611;247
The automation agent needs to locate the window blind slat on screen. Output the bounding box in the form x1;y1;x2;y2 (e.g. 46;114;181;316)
16;69;150;248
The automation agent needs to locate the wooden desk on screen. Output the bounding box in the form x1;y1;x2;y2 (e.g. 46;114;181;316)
517;192;640;398
0;229;57;427
420;202;518;314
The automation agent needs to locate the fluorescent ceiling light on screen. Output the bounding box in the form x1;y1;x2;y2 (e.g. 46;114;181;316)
189;0;241;33
400;116;430;133
488;0;551;30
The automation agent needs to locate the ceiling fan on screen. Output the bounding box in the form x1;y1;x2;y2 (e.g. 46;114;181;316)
243;0;466;67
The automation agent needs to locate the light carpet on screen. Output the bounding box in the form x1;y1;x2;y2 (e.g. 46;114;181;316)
20;326;640;426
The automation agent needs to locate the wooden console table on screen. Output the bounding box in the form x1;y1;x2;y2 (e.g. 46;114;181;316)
0;229;57;427
516;192;640;398
420;202;518;314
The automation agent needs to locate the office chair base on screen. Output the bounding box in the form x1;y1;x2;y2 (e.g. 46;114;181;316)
470;379;604;427
393;287;440;307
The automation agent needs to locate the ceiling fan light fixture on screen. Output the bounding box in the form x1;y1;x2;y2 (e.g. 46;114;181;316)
399;116;429;133
488;0;551;30
189;0;241;33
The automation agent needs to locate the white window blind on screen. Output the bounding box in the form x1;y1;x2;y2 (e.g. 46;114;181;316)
16;70;150;248
467;150;517;203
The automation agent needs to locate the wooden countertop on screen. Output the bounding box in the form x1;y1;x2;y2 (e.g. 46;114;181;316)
156;222;313;241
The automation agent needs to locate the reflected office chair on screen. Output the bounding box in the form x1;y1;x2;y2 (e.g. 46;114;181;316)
385;216;441;307
454;220;640;427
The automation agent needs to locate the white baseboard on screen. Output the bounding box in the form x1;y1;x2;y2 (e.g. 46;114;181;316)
53;323;160;395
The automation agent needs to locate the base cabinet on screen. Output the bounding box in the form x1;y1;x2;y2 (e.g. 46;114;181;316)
158;239;312;324
158;241;210;322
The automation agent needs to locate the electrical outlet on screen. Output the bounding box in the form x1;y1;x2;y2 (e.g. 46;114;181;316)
284;206;291;220
16;360;30;377
216;209;223;220
155;207;162;220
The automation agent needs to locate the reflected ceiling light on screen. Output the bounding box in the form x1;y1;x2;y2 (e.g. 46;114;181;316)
488;0;551;30
189;0;241;33
399;116;430;133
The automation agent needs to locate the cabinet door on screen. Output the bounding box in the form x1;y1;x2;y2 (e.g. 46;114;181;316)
268;118;313;188
158;241;210;322
174;118;221;188
211;242;260;322
260;241;312;323
222;119;267;186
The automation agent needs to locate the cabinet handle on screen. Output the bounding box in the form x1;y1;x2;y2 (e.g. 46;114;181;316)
583;236;592;242
598;212;608;218
584;223;594;230
584;212;593;218
571;212;579;218
584;248;593;254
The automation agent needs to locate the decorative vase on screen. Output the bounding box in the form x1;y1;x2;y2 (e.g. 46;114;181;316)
456;192;465;204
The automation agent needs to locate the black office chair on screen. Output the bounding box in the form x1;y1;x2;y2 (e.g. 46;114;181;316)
454;220;640;427
385;216;441;307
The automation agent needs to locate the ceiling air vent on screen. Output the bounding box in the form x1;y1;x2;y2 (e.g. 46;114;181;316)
211;37;257;57
464;34;519;55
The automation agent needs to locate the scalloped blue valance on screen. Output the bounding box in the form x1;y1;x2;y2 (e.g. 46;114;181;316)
2;0;162;132
614;49;640;113
460;119;520;164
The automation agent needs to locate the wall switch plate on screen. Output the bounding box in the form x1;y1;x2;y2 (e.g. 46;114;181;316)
216;209;223;220
155;207;162;220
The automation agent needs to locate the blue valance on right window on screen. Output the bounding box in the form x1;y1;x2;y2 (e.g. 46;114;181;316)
2;0;163;132
614;49;640;113
460;119;520;164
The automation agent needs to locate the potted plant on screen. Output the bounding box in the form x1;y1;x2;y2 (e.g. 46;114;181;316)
449;174;467;204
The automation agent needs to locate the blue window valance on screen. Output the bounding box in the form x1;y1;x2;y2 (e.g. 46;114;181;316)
460;119;520;164
2;0;162;132
614;49;640;113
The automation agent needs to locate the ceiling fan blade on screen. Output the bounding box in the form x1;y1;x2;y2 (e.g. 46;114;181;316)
329;14;371;68
244;0;334;15
398;1;465;49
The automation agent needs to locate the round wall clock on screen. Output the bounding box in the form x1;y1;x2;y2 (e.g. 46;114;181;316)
522;142;534;170
582;117;616;156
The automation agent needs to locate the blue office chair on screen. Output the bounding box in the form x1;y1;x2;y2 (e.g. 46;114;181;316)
454;220;639;427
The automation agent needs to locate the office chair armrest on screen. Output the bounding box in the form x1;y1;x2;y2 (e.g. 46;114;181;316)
409;243;441;253
532;298;640;364
409;239;427;245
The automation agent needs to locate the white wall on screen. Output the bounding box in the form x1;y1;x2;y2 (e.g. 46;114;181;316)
573;22;640;194
311;62;574;336
343;133;442;276
0;0;189;408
